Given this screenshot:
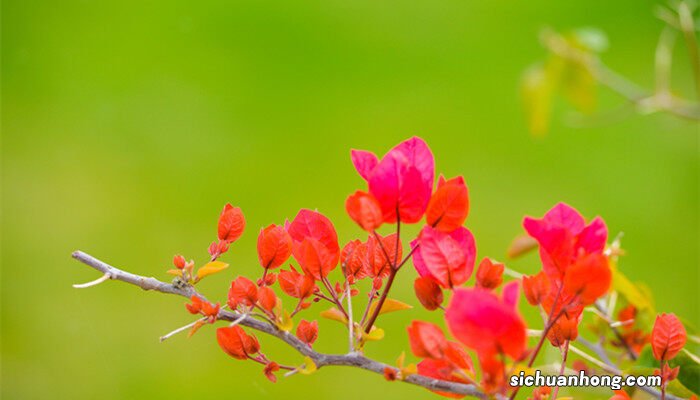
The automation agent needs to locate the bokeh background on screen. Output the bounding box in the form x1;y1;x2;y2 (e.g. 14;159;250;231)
2;0;698;399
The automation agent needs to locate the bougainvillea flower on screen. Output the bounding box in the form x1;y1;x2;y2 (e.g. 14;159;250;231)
475;258;504;290
257;224;293;269
651;313;687;361
413;225;476;288
217;325;260;360
228;276;258;308
523;203;607;279
407;321;448;359
296;320;319;347
346;190;383;231
522;271;550;306
446;288;527;359
352;137;435;224
287;209;340;280
417;358;471;399
562;252;611;305
218;203;246;243
444;341;474;372
414;276;444;311
278;266;316;299
263;362;280;383
426;175;469;232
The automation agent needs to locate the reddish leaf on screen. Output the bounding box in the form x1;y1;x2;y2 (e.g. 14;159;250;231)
413;277;443;311
173;255;186;269
229;276;258;308
426;175;469;232
257;286;277;313
296;320;319;347
651;313;687;361
216;326;259;360
346;190;383;231
278;267;315;299
416;359;469;398
257;224;293;269
407;321;448;359
218;203;246;242
263;362;280;383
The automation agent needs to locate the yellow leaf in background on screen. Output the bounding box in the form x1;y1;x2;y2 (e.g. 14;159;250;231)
166;269;183;276
368;298;412;317
196;261;229;280
276;309;294;332
396;351;406;368
320;307;348;324
401;363;417;377
521;63;555;137
507;234;538;259
298;356;317;375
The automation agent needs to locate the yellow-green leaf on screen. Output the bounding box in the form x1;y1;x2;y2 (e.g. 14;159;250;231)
196;261;229;280
276;309;294;332
521;63;555;137
611;262;654;313
298;356;317;375
362;327;384;342
320;307;347;324
368;298;412;317
166;269;183;276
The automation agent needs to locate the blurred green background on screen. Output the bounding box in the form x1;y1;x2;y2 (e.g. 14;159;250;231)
2;0;698;399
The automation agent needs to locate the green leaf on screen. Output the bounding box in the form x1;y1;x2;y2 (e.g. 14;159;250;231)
572;27;609;53
669;350;700;395
611;262;655;313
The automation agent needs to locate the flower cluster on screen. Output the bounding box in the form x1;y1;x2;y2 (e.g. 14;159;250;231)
161;137;692;399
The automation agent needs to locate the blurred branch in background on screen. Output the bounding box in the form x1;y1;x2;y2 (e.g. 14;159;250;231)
522;0;700;136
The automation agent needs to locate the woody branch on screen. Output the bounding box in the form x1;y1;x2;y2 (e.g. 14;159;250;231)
71;250;489;400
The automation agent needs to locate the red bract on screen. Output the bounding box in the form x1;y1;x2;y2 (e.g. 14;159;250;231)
562;253;611;305
218;203;246;243
426;175;469;232
257;286;277;313
651;313;686;361
216;325;260;360
522;271;550;306
352;137;435;223
407;321;448;359
523;203;607;280
367;233;402;278
475;258;504;290
257;224;293;269
414;276;443;310
229;276;258;308
346;190;383;231
479;355;506;394
287;209;340;280
413;225;476;288
416;359;470;399
278;267;316;299
445;288;527;360
296;320;319;347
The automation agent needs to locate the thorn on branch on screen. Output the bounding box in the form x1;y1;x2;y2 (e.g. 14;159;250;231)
73;273;111;288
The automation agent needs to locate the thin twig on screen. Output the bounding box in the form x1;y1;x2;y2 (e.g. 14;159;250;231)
71;250;488;399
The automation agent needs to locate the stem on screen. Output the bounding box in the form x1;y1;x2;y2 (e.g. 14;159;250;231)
73;273;111;288
661;360;667;400
160;317;207;342
359;287;377;326
321;276;349;319
551;340;569;399
346;282;354;352
678;1;700;99
71;250;488;398
364;269;397;333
